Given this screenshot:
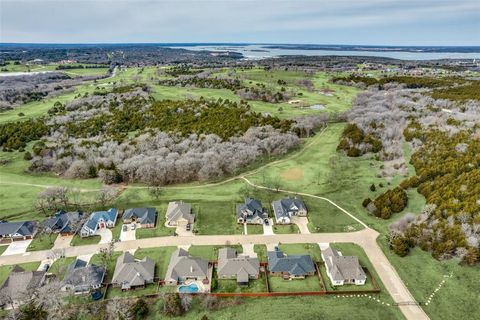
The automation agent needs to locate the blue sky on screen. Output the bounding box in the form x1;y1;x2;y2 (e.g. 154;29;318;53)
0;0;479;45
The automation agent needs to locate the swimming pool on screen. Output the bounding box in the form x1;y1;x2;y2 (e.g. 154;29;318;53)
178;283;199;293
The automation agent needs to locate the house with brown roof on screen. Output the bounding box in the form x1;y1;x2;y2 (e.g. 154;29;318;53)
217;248;260;285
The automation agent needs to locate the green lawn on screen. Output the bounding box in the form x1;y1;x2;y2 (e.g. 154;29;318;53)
195;201;244;235
278;243;322;262
268;275;323;292
136;204;174;238
26;233;57;252
214;272;268;293
188;245;243;261
0;262;41;287
105;283;159;299
273;224;300;234
70;235;101;246
90;252;122;283
135;247;177;279
254;245;268;262
49;257;76;280
0;245;8;256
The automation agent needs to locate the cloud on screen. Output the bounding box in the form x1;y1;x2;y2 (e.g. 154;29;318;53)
0;0;479;44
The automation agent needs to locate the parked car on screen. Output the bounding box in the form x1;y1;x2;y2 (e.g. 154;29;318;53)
42;264;50;272
130;224;136;230
122;225;128;232
264;219;269;225
186;224;191;231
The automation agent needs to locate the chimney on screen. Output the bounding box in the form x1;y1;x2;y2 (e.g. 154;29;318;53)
190;265;193;273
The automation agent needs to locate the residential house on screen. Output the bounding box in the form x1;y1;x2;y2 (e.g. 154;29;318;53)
165;201;194;227
321;247;366;286
62;259;106;294
43;211;83;236
123;208;157;228
112;252;155;290
267;249;315;279
80;208;118;238
217;248;259;285
271;198;307;224
0;221;37;242
0;266;46;308
236;198;267;224
164;248;209;286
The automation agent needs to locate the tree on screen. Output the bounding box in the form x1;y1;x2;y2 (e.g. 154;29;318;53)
162;293;184;316
23;151;32;160
96;186;119;208
129;298;149;319
36;187;70;212
148;186;163;201
18;302;48;320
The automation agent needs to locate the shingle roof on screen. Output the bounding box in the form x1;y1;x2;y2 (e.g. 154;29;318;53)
63;259;105;291
272;198;306;220
322;247;366;282
0;221;37;237
83;208;117;232
217;248;259;282
236;198;267;221
165;248;208;282
43;211;83;233
267;250;315;276
112;252;155;288
0;266;46;304
166;202;194;224
123;208;157;225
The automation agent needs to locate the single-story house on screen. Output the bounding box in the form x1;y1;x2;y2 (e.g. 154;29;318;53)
165;201;194;227
267;249;316;279
62;259;106;294
236;198;268;224
123;208;157;228
0;265;46;308
80;208;118;238
271;198;307;224
164;248;209;286
321;247;366;286
0;221;37;242
43;211;83;236
112;252;155;290
217;248;259;285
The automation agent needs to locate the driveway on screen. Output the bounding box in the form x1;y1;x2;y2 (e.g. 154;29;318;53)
176;225;194;237
120;224;136;242
241;243;256;257
53;234;74;249
291;216;310;234
263;219;274;235
2;239;32;256
95;228;112;244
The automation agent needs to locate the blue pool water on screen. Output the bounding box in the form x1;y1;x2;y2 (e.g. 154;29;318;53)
178;283;199;293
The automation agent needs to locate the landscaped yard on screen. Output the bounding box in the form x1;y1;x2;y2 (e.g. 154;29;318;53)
49;257;77;280
135;204;173;239
26;234;57;252
135;246;177;279
105;283;159;299
90;252;122;283
188;245;243;261
70;234;101;246
214;272;268;293
278;243;322;262
0;245;8;256
268;275;323;293
254;245;268;262
273;224;300;234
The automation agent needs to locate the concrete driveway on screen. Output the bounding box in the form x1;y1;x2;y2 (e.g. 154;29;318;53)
176;225;194;237
241;243;257;257
2;239;32;256
53;234;74;249
95;228;112;244
263;219;274;235
291;216;310;234
120;224;136;242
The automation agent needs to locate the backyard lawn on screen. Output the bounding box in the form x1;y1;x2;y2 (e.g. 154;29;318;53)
105;283;159;299
268;275;323;293
214;272;268;293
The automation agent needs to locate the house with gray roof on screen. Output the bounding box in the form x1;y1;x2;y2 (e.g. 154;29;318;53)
321;247;366;286
80;208;118;238
272;198;307;224
43;211;83;236
236;198;268;224
0;221;37;241
267;249;315;279
123;208;157;228
217;248;259;285
112;252;155;290
164;248;209;286
165;201;194;227
61;259;106;294
0;265;46;308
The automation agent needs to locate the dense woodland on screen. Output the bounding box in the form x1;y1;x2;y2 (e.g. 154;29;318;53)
338;79;480;264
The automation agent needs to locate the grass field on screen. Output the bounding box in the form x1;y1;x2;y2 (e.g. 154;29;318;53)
26;233;56;251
